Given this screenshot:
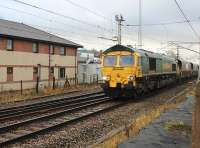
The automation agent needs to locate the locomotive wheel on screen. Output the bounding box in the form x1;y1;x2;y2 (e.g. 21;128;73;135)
104;88;121;99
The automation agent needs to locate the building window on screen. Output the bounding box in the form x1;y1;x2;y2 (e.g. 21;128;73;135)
50;67;54;74
7;39;13;50
49;45;54;54
59;67;65;79
33;67;38;74
32;43;39;53
7;67;13;81
7;67;13;74
60;47;66;55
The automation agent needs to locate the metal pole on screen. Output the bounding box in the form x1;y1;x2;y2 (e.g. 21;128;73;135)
115;15;125;45
75;49;77;86
177;46;179;60
138;0;142;48
53;76;55;89
48;45;51;87
118;20;121;44
36;76;39;94
20;80;23;95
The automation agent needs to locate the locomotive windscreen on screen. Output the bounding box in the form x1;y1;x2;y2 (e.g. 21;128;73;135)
120;55;134;66
104;56;117;66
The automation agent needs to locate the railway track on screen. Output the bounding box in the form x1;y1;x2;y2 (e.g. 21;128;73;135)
0;91;104;121
0;82;192;147
0;91;124;147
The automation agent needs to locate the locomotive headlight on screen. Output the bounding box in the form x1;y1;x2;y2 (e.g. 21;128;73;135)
102;76;107;81
102;76;110;81
128;75;135;81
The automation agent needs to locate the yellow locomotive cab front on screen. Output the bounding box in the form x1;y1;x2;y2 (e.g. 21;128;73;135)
101;51;139;88
100;44;142;98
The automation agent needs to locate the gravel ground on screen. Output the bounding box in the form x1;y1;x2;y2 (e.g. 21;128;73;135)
9;82;194;148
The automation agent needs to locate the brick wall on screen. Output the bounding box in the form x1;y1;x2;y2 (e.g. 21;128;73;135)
67;47;76;56
54;45;61;55
14;39;32;52
0;37;7;49
0;37;77;56
39;43;49;54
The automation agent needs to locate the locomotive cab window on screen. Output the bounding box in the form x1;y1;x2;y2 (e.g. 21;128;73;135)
120;55;134;66
103;56;117;66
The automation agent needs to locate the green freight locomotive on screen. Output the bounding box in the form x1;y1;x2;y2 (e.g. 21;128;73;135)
101;44;198;98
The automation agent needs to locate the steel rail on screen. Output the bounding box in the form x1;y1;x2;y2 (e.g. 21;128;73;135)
0;97;111;133
0;90;103;113
0;92;105;120
0;97;121;147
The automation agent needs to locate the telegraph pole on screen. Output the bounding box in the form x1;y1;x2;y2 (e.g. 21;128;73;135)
115;14;125;45
138;0;142;48
176;46;179;60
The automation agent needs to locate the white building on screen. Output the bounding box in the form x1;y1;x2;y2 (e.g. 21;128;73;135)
77;49;102;84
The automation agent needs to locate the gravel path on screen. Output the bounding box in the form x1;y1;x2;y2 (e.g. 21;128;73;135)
9;82;194;148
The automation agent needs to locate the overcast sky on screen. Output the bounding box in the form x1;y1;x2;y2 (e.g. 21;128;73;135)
0;0;200;62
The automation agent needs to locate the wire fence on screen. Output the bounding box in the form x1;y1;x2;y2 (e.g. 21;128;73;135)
0;74;101;94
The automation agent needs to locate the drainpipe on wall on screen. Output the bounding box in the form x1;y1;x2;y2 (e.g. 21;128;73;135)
48;45;51;87
37;64;41;89
75;48;78;86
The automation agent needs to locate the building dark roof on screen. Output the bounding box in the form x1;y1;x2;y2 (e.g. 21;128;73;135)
0;19;82;48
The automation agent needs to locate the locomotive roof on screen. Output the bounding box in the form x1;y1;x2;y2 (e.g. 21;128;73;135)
103;44;161;58
104;44;176;62
103;44;134;54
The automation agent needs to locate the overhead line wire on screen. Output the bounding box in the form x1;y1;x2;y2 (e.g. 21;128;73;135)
126;20;198;27
8;0;113;33
0;5;112;38
173;0;199;39
63;0;110;21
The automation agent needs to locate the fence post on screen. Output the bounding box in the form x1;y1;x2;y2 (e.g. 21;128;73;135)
83;73;85;84
90;75;92;85
36;76;39;94
64;75;70;88
93;74;95;84
75;73;77;86
53;76;55;90
96;74;99;84
20;80;23;95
